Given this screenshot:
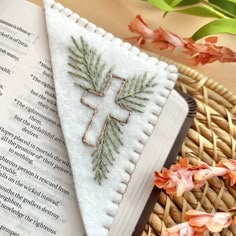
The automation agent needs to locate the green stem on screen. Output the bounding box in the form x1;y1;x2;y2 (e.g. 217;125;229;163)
201;0;235;18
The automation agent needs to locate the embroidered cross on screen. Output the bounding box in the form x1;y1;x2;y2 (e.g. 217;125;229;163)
68;36;158;184
81;75;131;147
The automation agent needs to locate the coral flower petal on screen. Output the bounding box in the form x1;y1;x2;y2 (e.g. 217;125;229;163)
206;213;232;232
161;222;194;236
128;14;156;39
186;210;232;233
217;159;236;186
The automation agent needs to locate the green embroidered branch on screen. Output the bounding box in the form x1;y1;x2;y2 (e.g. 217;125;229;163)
118;72;158;112
68;36;114;93
92;118;123;185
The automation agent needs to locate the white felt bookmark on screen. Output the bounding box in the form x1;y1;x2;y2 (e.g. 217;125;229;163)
43;1;188;235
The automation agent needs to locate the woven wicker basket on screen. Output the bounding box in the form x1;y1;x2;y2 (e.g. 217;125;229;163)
143;56;236;236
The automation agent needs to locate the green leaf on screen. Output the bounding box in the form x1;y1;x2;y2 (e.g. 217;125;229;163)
171;0;183;6
174;5;226;18
209;0;236;17
165;0;183;7
226;0;236;4
192;18;236;40
177;0;200;7
147;0;174;11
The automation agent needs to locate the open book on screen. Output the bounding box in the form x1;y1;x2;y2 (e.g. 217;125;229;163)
0;0;195;235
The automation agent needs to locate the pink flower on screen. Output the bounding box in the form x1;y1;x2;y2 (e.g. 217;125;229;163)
185;210;232;233
161;208;236;236
154;158;193;196
161;222;195;236
154;158;209;196
154;158;234;196
184;36;236;65
193;166;227;188
126;15;184;50
152;27;184;51
217;159;236;186
126;15;236;65
126;15;156;46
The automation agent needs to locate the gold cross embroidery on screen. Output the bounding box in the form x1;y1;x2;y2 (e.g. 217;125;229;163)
81;75;131;147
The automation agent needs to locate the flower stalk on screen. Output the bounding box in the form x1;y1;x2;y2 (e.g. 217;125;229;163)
154;158;236;196
161;208;236;236
126;15;236;65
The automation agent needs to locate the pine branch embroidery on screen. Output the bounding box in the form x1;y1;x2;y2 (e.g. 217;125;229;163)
118;73;158;113
92;118;124;185
68;36;158;184
68;36;113;93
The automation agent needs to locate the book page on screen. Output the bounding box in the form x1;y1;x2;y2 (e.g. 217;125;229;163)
0;0;85;235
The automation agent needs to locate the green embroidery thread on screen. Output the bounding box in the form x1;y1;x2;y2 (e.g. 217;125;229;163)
118;73;158;113
68;36;113;93
68;36;157;184
91;118;124;185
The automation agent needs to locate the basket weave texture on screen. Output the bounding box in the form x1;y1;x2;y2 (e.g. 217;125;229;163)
143;59;236;236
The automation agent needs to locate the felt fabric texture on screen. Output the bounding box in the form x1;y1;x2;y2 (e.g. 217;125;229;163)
44;0;178;235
